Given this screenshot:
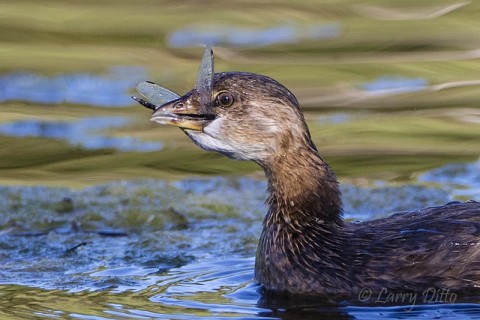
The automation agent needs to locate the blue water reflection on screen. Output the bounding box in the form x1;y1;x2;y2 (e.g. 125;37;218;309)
0;117;162;152
0;66;146;107
168;23;341;48
362;76;428;95
419;160;480;200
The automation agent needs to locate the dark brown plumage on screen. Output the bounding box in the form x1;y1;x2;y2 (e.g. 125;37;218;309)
139;64;480;298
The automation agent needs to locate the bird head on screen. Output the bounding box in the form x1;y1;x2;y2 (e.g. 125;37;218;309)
134;47;313;164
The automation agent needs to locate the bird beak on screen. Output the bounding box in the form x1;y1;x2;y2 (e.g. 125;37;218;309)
150;90;214;131
134;46;215;132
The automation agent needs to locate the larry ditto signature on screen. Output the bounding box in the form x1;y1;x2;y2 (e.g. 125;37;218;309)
358;287;458;311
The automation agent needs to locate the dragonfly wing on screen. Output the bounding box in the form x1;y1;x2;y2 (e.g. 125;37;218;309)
194;46;214;114
136;81;180;107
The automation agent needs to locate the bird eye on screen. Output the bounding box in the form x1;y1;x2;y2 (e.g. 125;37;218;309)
216;91;234;107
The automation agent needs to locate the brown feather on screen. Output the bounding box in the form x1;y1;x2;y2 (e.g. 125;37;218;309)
167;71;480;297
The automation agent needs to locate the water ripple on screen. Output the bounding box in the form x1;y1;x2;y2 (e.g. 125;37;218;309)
0;66;146;107
168;23;341;48
0;117;162;152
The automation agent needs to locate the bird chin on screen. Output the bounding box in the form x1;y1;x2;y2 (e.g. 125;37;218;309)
183;130;249;160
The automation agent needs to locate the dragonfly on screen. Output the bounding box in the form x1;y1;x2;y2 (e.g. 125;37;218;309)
132;46;213;112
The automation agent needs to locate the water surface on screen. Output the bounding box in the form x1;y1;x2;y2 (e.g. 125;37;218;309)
0;117;162;152
0;67;146;107
1;170;479;318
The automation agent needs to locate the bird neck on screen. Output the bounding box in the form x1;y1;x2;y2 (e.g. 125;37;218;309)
260;143;343;229
254;142;349;294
